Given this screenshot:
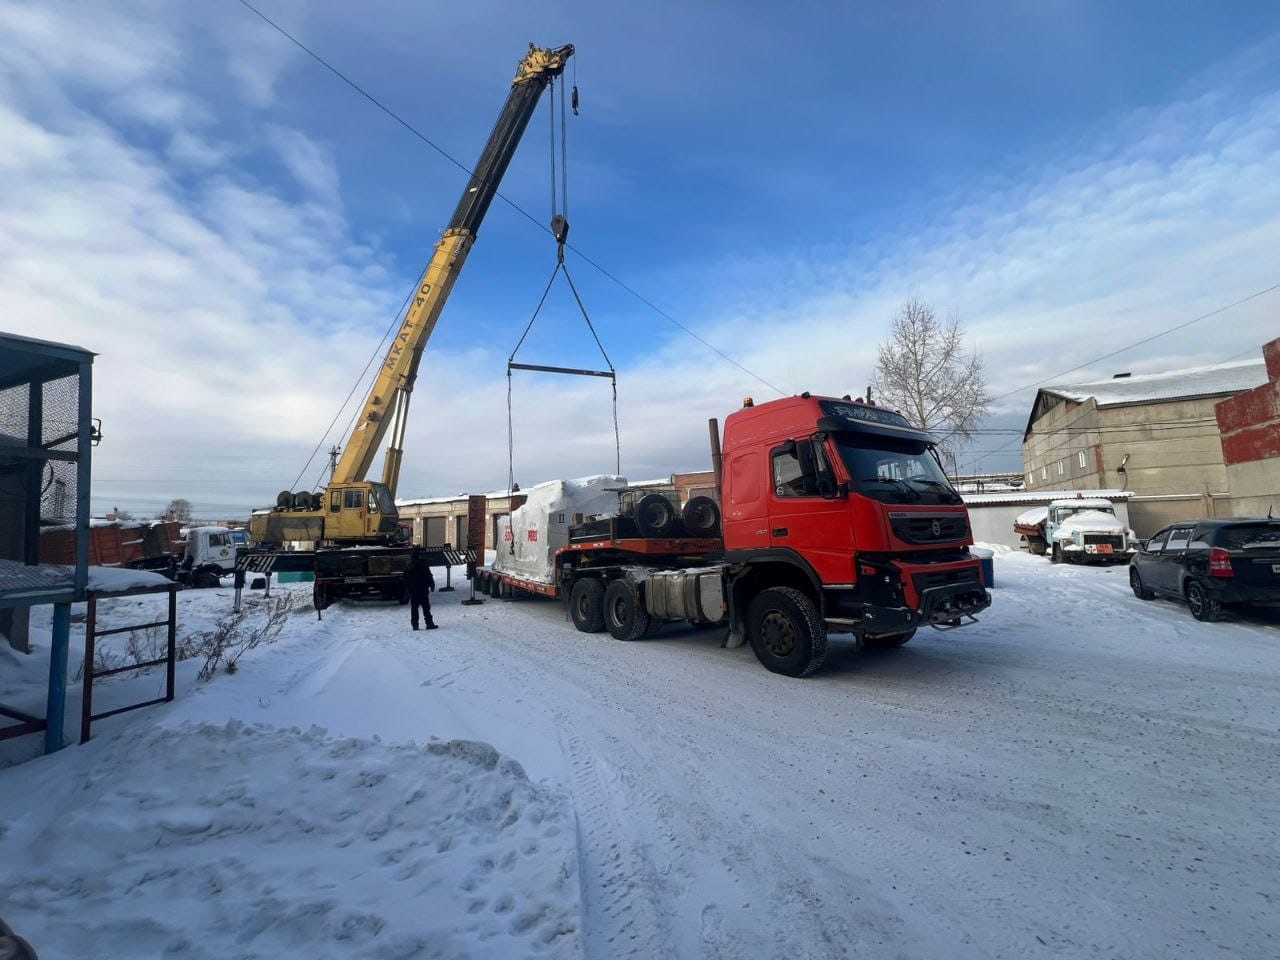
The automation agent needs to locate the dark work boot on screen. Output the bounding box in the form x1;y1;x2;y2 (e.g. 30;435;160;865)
424;620;438;630
412;623;419;631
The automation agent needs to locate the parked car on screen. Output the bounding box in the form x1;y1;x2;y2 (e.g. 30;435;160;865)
1129;518;1280;621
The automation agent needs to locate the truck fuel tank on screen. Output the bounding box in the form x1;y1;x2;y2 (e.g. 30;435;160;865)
644;567;726;623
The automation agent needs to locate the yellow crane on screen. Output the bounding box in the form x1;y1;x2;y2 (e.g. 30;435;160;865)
251;43;574;547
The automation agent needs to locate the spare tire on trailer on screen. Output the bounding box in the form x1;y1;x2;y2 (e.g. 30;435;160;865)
277;490;293;509
568;577;606;633
292;490;312;510
634;493;677;539
603;578;650;641
681;496;721;538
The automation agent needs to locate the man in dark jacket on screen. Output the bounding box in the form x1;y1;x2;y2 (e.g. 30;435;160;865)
404;548;437;630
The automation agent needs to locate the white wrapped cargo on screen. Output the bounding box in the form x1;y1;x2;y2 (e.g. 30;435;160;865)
492;475;626;584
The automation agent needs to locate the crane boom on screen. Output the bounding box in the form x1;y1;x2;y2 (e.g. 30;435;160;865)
250;43;573;549
337;43;575;492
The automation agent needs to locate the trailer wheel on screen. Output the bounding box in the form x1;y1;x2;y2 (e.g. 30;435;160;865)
681;496;721;538
863;628;916;649
313;581;331;612
569;577;607;633
746;587;827;677
634;493;677;539
603;578;651;641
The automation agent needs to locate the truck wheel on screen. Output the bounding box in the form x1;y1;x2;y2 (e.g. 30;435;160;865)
603;578;650;641
863;628;916;649
313;581;331;611
1051;543;1062;564
1186;580;1221;622
569;577;606;633
1129;568;1154;601
681;496;721;538
634;494;677;539
747;587;827;677
193;568;221;589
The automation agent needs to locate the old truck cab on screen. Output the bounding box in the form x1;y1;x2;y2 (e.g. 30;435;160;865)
721;394;990;641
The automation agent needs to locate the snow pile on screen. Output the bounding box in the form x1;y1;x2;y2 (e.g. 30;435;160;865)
1013;506;1047;528
0;721;582;959
86;565;173;592
493;476;624;583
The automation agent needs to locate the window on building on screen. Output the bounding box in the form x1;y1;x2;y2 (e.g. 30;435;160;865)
1078;450;1087;469
1057;461;1065;477
1041;465;1047;481
1026;473;1033;487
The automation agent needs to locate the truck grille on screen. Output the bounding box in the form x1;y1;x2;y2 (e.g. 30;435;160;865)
890;514;969;544
1083;534;1124;548
911;566;981;594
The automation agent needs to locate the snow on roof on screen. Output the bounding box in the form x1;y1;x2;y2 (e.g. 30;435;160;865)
1049;498;1115;509
396;489;521;508
963;488;1133;506
1043;358;1267;407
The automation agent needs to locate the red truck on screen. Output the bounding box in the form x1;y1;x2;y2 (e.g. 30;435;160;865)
476;393;991;676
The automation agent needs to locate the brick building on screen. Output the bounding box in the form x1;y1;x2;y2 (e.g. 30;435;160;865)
1021;357;1269;535
1215;337;1280;517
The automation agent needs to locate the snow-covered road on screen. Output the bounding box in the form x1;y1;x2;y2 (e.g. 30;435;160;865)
4;550;1280;958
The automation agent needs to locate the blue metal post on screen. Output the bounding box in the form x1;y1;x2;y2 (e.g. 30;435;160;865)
45;601;70;753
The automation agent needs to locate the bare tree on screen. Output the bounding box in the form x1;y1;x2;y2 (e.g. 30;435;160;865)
164;498;193;523
871;298;990;448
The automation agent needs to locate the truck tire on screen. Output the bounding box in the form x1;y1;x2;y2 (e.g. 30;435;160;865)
634;493;677;539
603;578;650;641
569;577;606;633
1027;536;1047;556
313;581;331;611
193;568;221;589
681;496;721;538
863;628;916;649
1051;543;1062;564
747;586;827;677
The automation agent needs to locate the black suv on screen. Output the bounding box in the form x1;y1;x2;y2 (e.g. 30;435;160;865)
1129;518;1280;621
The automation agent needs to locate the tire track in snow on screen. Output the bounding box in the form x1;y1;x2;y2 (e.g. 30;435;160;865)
561;733;673;958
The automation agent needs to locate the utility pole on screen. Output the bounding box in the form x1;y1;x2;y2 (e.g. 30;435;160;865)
327;445;341;481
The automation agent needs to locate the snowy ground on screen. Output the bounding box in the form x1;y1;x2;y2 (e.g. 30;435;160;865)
2;550;1279;958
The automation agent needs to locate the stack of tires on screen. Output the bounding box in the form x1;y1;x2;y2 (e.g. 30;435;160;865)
631;493;720;539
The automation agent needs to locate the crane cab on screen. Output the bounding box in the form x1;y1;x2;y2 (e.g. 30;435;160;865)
324;481;401;542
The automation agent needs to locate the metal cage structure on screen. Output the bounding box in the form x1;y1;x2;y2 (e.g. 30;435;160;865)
0;331;95;753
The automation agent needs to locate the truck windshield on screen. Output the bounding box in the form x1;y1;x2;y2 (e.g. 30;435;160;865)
371;483;397;518
833;433;961;505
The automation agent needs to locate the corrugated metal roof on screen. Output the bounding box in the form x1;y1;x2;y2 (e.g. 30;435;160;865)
962;488;1134;506
1043;358;1266;407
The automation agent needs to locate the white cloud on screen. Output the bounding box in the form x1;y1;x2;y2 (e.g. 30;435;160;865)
2;1;1278;514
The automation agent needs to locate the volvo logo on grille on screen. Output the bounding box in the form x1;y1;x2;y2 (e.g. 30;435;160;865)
931;520;942;537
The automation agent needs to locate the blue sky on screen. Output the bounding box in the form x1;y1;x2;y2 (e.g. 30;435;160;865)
3;0;1280;515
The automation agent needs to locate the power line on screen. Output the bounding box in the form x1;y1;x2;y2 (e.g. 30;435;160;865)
235;0;785;397
986;283;1280;406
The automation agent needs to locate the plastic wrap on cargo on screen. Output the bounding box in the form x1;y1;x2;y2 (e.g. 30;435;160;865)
492;475;626;584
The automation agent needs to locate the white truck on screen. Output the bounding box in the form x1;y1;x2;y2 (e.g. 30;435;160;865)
1014;498;1137;564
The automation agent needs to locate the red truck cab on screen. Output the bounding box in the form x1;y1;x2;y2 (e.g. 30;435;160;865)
720;393;990;655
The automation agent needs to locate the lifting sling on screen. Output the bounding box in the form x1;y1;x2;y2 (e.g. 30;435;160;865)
505;74;621;541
